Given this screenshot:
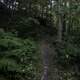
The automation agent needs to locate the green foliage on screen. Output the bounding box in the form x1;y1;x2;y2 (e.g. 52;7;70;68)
0;31;39;80
56;28;80;66
0;0;80;79
16;17;40;38
15;16;56;39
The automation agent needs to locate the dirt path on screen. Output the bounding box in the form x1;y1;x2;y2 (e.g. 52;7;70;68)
40;40;58;80
40;41;49;80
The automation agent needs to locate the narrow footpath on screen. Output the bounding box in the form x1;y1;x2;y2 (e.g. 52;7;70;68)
40;40;59;80
40;40;49;80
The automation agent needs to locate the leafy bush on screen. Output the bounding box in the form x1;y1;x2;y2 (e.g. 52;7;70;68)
0;31;39;80
55;28;80;67
56;42;80;65
15;17;57;38
16;17;40;38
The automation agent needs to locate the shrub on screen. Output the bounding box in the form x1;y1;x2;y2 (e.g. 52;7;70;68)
0;31;39;80
55;28;80;67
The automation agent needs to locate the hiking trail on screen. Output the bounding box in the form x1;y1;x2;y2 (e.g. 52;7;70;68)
40;40;59;80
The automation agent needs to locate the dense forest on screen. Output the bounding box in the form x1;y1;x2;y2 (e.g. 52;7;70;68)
0;0;80;80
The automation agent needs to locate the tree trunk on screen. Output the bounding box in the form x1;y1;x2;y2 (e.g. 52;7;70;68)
58;15;63;42
57;0;63;42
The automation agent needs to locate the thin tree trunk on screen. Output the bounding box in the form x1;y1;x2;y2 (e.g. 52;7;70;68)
57;0;63;42
58;15;63;42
